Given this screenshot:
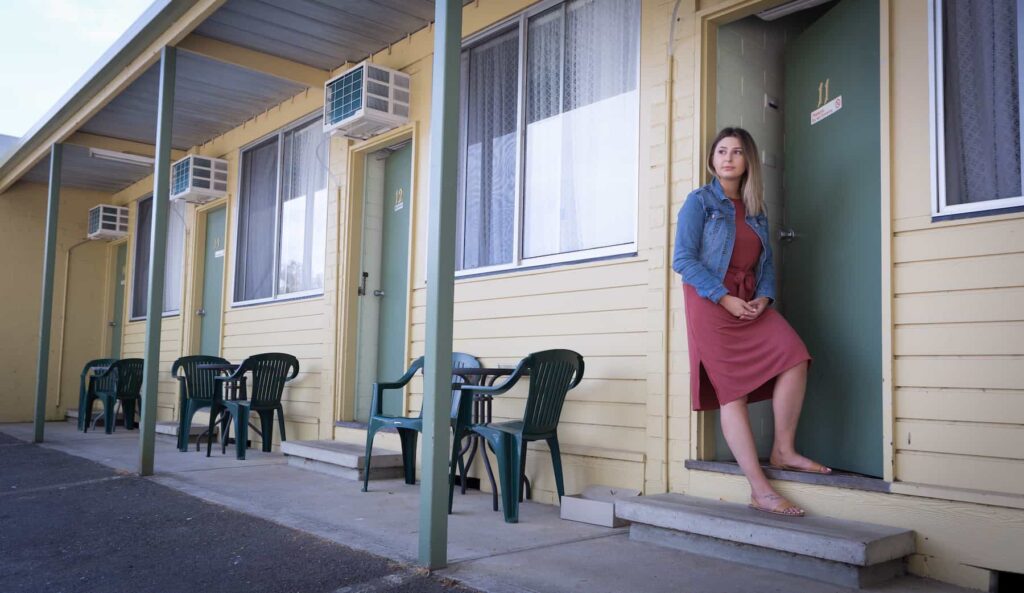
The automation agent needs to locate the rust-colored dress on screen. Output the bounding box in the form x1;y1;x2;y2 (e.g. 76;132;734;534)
683;198;811;411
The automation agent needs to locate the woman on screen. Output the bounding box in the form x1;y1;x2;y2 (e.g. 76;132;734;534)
672;127;829;517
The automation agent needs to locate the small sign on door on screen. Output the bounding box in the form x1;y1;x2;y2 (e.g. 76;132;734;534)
811;96;842;125
393;188;404;212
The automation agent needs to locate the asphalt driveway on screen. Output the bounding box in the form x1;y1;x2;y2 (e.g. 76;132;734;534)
0;435;476;593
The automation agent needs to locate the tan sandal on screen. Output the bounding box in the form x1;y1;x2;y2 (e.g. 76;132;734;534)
749;493;805;517
769;455;832;475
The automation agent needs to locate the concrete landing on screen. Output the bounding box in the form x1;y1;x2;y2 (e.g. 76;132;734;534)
617;493;915;588
281;440;405;481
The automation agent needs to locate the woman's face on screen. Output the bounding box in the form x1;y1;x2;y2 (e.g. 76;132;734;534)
711;136;747;182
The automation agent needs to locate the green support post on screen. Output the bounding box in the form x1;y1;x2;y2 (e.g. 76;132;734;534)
139;46;176;475
419;0;463;570
33;143;63;443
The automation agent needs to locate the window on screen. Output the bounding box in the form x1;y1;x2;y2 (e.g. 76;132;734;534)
234;117;328;303
931;0;1024;217
456;0;640;272
131;196;186;319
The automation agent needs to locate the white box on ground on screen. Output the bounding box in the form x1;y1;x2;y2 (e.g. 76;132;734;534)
560;485;641;527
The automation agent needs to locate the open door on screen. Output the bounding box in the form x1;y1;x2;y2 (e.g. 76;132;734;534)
782;0;882;477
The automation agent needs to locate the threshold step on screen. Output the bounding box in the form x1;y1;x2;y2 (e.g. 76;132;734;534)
616;493;914;589
281;440;404;481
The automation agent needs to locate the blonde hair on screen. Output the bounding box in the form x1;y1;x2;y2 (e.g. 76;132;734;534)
706;127;765;217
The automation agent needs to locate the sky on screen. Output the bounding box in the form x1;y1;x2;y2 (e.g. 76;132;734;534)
0;0;154;138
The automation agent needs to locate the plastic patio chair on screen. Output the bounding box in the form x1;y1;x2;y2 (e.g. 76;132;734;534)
207;353;299;460
171;355;230;452
362;352;481;494
83;358;145;434
77;358;116;431
453;349;584;523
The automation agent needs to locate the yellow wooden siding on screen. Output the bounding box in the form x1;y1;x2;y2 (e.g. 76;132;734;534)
890;0;1024;503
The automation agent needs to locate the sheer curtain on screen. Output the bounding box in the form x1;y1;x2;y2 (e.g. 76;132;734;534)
523;0;639;258
458;28;519;270
278;120;328;295
132;197;152;318
943;0;1021;204
235;137;279;302
163;199;186;313
132;196;186;317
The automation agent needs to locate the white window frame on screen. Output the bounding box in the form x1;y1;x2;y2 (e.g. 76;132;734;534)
230;113;328;307
129;194;185;321
454;0;640;276
929;0;1024;218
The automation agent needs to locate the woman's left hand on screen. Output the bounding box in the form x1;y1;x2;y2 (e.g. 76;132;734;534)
740;297;771;321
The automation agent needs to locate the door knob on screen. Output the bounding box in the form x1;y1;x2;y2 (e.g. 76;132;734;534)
373;289;385;297
196;308;206;317
777;228;798;243
108;321;117;327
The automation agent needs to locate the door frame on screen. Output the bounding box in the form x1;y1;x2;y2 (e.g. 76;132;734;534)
337;124;418;423
185;198;230;356
688;0;894;482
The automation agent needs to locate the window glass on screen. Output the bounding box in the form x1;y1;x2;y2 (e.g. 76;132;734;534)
457;0;639;271
234;117;329;303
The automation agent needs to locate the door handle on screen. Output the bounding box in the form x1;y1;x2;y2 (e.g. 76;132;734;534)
777;228;798;243
373;289;385;297
108;321;117;327
358;271;368;296
196;308;206;317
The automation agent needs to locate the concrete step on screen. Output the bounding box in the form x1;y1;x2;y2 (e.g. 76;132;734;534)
281;440;405;482
155;421;216;443
333;423;402;451
66;407;124;426
616;493;915;589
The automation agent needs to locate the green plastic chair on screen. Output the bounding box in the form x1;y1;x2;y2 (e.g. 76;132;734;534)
207;353;299;460
77;358;116;431
362;352;481;493
171;355;230;452
453;349;584;523
83;358;145;434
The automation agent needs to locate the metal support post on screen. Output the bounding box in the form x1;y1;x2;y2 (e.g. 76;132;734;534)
419;0;463;570
33;143;63;443
139;45;176;475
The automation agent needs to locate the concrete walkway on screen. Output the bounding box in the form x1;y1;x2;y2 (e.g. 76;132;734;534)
1;422;974;593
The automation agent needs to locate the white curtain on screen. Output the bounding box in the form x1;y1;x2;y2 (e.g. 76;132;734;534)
162;199;186;313
458;29;519;270
132;196;186;316
523;0;639;258
943;0;1021;204
278;120;328;295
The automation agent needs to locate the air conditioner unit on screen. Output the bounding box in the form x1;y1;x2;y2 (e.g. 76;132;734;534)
323;61;410;139
169;155;228;204
87;205;129;240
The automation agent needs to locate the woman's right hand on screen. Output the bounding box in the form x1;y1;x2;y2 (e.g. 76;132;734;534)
720;295;757;318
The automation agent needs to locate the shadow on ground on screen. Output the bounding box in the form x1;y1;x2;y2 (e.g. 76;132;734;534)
0;440;476;593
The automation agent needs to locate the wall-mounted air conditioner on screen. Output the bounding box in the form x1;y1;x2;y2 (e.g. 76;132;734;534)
87;205;129;240
323;61;410;140
169;155;228;204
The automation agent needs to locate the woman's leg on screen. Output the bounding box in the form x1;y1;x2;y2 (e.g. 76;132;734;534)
720;397;802;514
769;361;830;473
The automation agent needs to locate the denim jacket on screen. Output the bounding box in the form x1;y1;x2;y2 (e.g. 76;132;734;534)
672;178;776;304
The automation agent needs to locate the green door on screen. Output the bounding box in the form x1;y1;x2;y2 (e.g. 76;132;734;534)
199;206;226;356
110;243;127;358
376;143;412;417
782;0;881;477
